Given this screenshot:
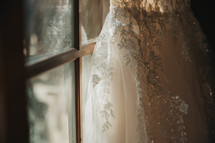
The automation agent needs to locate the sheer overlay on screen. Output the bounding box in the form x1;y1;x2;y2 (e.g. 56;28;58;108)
82;0;215;142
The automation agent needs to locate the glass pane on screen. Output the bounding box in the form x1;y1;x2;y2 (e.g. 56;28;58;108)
25;0;73;59
27;62;76;143
80;0;110;45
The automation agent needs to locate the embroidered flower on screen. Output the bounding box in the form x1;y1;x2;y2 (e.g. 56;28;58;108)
179;101;188;114
92;74;101;87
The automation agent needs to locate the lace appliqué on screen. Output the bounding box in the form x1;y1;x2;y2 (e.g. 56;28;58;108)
112;3;189;142
89;0;215;142
91;14;115;132
92;74;101;87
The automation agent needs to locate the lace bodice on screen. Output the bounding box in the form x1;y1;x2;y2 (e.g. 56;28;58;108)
111;0;190;12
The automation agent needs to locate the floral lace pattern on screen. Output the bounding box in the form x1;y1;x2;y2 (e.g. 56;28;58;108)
91;13;116;132
83;0;215;143
110;2;191;142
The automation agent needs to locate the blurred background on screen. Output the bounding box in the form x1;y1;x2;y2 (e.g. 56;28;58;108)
191;0;215;52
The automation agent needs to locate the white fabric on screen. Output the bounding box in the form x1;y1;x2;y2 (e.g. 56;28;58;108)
82;0;215;143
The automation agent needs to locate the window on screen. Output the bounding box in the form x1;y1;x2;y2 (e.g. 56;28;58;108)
25;0;81;143
0;0;109;143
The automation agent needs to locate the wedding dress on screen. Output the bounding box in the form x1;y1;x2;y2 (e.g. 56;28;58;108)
82;0;215;143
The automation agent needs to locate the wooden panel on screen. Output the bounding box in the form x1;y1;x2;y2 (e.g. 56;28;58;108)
25;41;95;79
0;1;29;143
0;32;6;143
25;48;78;78
74;0;81;142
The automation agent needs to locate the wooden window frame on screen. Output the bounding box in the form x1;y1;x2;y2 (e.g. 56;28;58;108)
0;0;96;143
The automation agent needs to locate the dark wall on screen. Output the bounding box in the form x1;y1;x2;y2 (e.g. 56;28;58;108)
191;0;215;52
